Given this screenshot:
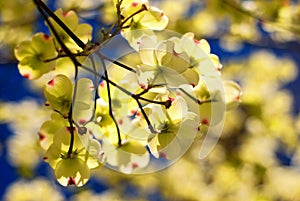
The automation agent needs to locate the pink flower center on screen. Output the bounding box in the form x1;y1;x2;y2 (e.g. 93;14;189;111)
201;118;209;125
67;177;77;186
43;34;51;41
47;79;55;86
131;2;139;7
132;163;139;169
23;73;31;79
38;132;46;141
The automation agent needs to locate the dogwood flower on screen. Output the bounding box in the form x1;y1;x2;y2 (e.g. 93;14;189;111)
38;112;68;151
119;0;168;32
43;74;73;117
72;78;95;126
44;74;96;126
223;80;242;110
102;135;150;174
146;96;199;160
170;32;222;77
48;8;92;52
14;33;57;79
135;35;191;88
44;126;102;186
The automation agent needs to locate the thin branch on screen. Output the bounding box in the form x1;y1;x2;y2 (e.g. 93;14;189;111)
116;0;123;26
135;99;156;133
179;88;211;105
33;0;86;50
45;51;137;74
135;84;166;97
33;0;81;67
67;119;75;156
111;4;148;36
79;63;165;134
43;51;88;62
99;54;122;147
119;4;147;28
100;53;137;73
34;0;81;155
85;55;99;124
134;95;172;109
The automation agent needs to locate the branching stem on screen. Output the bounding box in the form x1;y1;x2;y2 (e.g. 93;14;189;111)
33;0;82;156
34;0;198;153
33;0;86;50
179;88;212;105
99;55;122;147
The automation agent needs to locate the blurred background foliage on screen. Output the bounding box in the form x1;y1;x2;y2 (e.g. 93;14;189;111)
1;0;300;200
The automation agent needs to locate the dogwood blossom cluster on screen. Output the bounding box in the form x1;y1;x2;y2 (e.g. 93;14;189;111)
14;0;241;186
